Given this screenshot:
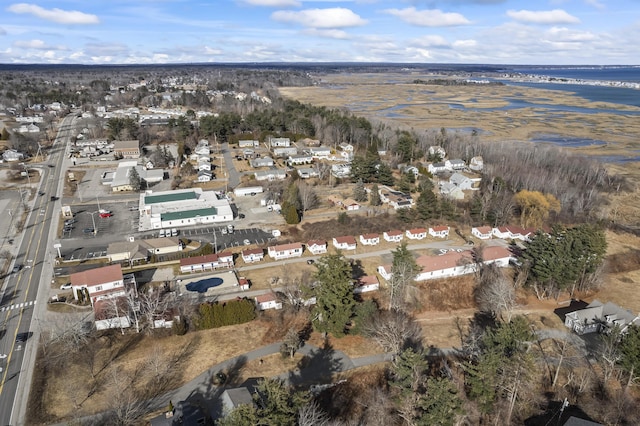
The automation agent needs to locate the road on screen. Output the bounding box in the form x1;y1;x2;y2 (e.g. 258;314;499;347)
0;113;75;425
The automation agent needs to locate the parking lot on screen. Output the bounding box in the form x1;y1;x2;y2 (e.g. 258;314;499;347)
60;201;139;241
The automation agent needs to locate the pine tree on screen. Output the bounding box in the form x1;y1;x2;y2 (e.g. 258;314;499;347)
389;243;420;310
376;163;395;186
370;184;382;206
415;187;438;220
311;253;356;337
128;167;142;191
353;179;368;202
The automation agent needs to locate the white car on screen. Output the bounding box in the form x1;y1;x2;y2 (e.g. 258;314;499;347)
60;283;72;290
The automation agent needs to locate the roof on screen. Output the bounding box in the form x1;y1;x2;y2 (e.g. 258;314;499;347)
255;293;278;303
307;240;326;247
431;225;449;232
568;300;640;329
474;226;493;234
269;242;303;251
71;264;123;287
563;417;603;426
385;230;403;236
334;235;357;245
161;207;217;221
142;237;181;250
113;140;139;150
481;246;512;261
357;275;379;286
242;248;264;257
223;387;254;408
408;227;427;234
416;251;471;273
180;252;232;267
361;233;379;240
145;190;197;205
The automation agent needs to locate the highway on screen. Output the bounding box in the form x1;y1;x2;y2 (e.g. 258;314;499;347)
0;113;75;425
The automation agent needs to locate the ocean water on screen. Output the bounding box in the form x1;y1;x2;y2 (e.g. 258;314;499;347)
509;66;640;83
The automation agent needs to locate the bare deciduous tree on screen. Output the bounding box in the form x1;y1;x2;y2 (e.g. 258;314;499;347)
475;264;516;321
298;401;329;426
364;309;422;355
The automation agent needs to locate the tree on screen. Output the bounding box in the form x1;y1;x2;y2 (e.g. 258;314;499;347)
618;325;640;389
353;178;368;202
311;253;356;337
475;263;516;322
281;327;302;359
415;187;438;220
128;167;142;191
253;378;310;425
369;183;382;206
388;242;420;311
365;309;422;354
513;190;561;228
298;181;319;213
417;377;463;426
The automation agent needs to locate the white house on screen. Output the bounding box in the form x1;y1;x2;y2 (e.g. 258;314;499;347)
428;146;446;159
472;226;493;240
142;237;183;255
406;228;427;240
2;149;24;162
354;275;380;294
331;164;351;178
359;233;380;246
333;236;357;251
449;173;473;190
439;182;465;200
297;167;319;179
339;143;354;152
383;230;404;243
251;157;274;168
429;226;450;238
195;145;210;156
268;243;304;260
198;159;212;171
342;198;360;211
241;248;264;263
254;170;286;181
492;226;512;239
379;188;414;210
70;264;127;307
288;154;314;166
179;252;234;273
428;162;448;175
306;240;327;255
448;159;466;170
269;137;291;147
239;140;260;148
273;147;298;158
469;156;484;171
564;300;640;335
308;146;332;159
197;170;213;182
255;293;283;311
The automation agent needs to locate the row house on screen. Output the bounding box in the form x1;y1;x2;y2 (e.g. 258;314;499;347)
492;225;533;241
406;228;427;240
239;140;260;148
333;236;357;251
307;240;328;255
307;146;332;159
354;275;380;294
297;167;319;179
288;154;313;166
268;242;304;260
251;157;274;168
269;137;291;148
342;198;360;211
241;248;264;263
429;226;450;238
255;169;286;181
384;230;404;243
360;233;380;246
472;226;493;240
273;147;298;158
179;252;234;274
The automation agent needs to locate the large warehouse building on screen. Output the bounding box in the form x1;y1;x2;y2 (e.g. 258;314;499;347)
138;188;233;231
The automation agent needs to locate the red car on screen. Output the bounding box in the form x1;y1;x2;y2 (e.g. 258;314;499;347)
99;212;112;218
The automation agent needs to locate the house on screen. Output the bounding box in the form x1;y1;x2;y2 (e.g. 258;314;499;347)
492;226;512;239
406;228;427;240
297;167;319;179
70;264;127;306
273;147;298;158
194;145;210;156
339;143;354;152
429;226;450;239
331;164;351;178
239;139;259;148
428;162;448;175
113;140;140;159
564;300;640;335
106;241;148;264
342;198;360;211
255;293;283;310
359;233;380;246
448;159;466;170
469;156;484;171
254;169;286;181
93;297;132;331
251;157;274;168
237;277;251;291
472;226;493;240
269;137;290;147
333;236;357;251
197;159;211;171
241;248;264;263
142;237;183;255
379;188;414;209
2;149;24;162
383;230;404;243
439;182;465;200
179;252;234;273
268;243;304;260
197;170;213;182
308;146;332;159
150;401;210;426
221;387;255;415
288;154;314;166
449;173;473;190
306;240;327;255
354;275;380;294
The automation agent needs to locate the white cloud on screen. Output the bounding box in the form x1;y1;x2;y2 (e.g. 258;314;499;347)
7;3;100;25
453;39;477;48
0;27;6;35
303;28;350;39
271;7;367;28
384;7;470;27
241;0;301;6
204;46;223;55
13;39;67;50
506;9;580;25
411;35;450;48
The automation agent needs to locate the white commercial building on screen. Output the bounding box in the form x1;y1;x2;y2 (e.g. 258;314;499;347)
138;188;233;231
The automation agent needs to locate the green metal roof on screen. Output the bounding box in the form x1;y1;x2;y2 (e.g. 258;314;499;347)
161;207;217;221
144;191;197;205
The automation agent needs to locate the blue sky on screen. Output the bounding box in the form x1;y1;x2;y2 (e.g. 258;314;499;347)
1;0;639;65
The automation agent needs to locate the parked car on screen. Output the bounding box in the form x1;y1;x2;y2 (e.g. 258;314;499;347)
60;283;72;290
243;239;251;246
12;265;21;273
221;228;228;235
307;259;315;265
99;212;112;218
238;213;245;219
83;228;95;234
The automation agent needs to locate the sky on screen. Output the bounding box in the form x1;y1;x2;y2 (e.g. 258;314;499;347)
1;0;639;65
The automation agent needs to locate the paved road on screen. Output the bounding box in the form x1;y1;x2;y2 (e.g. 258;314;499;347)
0;113;75;425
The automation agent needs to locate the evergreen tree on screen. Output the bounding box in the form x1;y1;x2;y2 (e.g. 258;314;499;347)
376;163;395;186
369;184;382;206
618;325;640;388
311;253;356;337
397;173;414;193
254;378;310;425
128;167;142;191
469;194;484;224
415;187;438;220
353;179;368;202
389;243;420;310
438;197;457;221
417;377;463;426
282;201;300;224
